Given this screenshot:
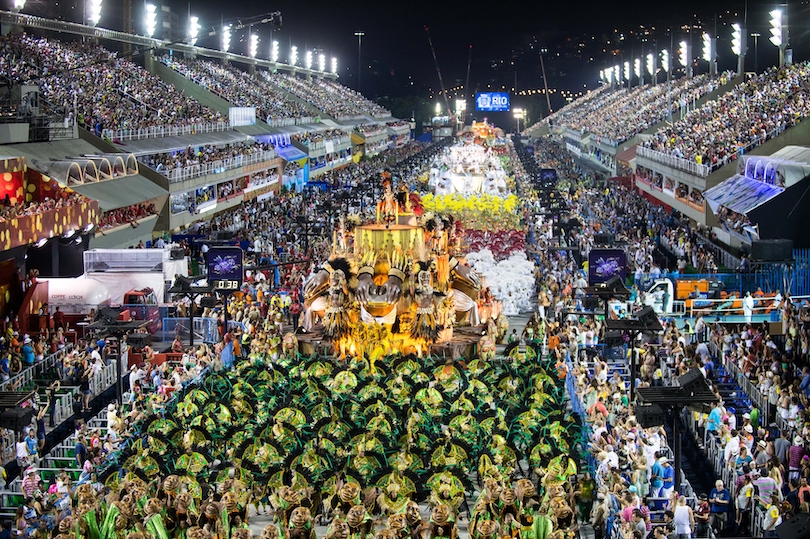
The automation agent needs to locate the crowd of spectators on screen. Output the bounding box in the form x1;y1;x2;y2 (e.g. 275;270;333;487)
551;72;733;145
641;63;810;171
160;57;313;122
0;34;223;136
138;141;275;177
262;71;390;118
98;202;157;231
293;128;350;147
0;192;88;222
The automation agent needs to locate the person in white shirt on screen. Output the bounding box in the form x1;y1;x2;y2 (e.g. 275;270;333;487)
725;431;741;464
743;292;754;323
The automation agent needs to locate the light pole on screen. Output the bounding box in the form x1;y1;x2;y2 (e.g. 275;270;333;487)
354;31;365;92
513;108;524;134
750;32;760;73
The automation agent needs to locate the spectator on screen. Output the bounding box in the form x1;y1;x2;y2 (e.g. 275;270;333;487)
708;479;730;534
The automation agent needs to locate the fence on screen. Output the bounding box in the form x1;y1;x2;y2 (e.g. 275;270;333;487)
636;146;711;178
306;136;351;151
0;346;73;392
265;117;317;128
102;121;231;142
634;271;810;302
161;150;277;183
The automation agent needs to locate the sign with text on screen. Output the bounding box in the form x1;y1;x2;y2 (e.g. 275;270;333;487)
588;248;628;285
206;247;244;291
229;107;257;127
475;92;510;112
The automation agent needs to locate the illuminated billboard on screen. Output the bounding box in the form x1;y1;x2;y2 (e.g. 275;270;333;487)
475;92;510;112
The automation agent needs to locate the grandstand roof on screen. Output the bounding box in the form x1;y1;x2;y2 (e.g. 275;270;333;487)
704;174;784;216
115;131;252;157
71;174;167;212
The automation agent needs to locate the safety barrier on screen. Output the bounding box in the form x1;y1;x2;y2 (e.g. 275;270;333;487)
102;121;232;142
265;117;317;127
637;145;711;177
161;149;277;183
0;346;73;392
306;135;351;151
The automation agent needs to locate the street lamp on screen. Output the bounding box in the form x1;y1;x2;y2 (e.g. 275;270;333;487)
290;45;298;66
750;32;761;73
271;40;279;63
354;31;365;92
513;108;525;133
221;24;231;52
144;3;156;38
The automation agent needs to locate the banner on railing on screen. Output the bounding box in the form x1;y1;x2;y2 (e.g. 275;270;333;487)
229;107;257;127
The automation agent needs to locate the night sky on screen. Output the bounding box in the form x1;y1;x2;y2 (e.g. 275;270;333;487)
40;0;808;122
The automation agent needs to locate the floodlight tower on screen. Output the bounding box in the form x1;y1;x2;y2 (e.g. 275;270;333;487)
769;8;788;67
331;57;338;75
144;3;157;38
679;40;692;77
646;52;656;83
249;34;259;58
271;41;279;63
731;23;747;74
702;32;716;76
623;61;630;87
188;15;200;46
221;24;231;52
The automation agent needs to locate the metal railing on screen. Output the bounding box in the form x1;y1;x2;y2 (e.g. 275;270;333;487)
160;149;277;183
0;346;73;392
637;146;712;177
724;356;773;425
306;135;351;150
102;121;231;142
265;117;317;127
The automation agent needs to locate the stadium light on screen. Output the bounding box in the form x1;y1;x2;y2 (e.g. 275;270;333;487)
318;53;325;72
290;45;298;66
87;0;102;26
305;50;313;70
271;40;279;62
678;40;688;66
249;34;259;58
144;3;156;38
188;15;200;46
633;58;641;78
613;65;619;85
769;8;787;66
623;61;630;82
599;69;604;83
221;24;231;52
435;102;442;115
702;32;712;62
12;0;25;11
604;67;613;84
731;23;742;55
661;49;669;74
331;57;337;74
646;52;655;76
702;32;716;75
769;9;783;47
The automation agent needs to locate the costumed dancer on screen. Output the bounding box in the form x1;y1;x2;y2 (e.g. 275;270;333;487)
411;261;440;356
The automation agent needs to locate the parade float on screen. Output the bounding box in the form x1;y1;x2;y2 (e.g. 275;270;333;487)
297;173;511;361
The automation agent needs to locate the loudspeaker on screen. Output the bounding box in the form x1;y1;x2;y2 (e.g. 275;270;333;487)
636;404;665;428
636;306;658;326
97;307;120;325
751;239;793;262
127;333;150;349
679;368;708;395
584;296;600;310
604;330;624;347
200;297;217;309
777;513;810;539
170;248;185;260
603;275;625;292
0;407;35;433
593;233;614;246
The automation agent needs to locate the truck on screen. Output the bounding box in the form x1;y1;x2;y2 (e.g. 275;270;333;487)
40;273;166;333
639;277;724;315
